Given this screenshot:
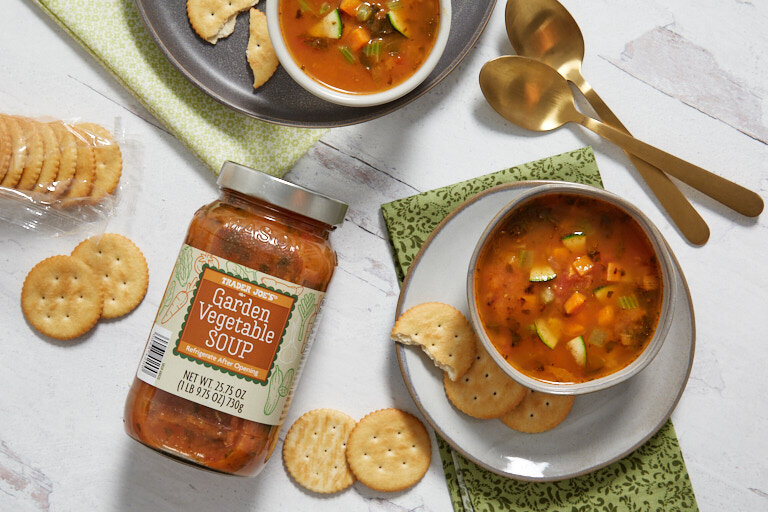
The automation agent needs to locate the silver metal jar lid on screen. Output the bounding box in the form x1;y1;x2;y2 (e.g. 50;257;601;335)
217;161;348;226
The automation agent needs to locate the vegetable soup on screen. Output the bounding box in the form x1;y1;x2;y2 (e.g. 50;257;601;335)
278;0;440;93
473;194;664;384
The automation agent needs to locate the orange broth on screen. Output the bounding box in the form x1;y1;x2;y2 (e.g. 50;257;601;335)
473;194;663;384
279;0;440;93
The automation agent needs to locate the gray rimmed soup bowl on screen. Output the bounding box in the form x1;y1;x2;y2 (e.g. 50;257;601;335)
466;182;677;395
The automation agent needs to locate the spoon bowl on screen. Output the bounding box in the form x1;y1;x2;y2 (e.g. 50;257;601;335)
479;56;577;131
505;0;585;81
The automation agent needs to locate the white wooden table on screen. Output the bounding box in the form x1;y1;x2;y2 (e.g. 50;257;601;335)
1;1;767;510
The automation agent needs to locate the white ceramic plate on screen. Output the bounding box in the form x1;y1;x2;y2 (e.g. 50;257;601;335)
394;181;695;481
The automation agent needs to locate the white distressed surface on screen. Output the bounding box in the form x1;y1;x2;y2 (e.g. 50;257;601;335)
0;0;766;511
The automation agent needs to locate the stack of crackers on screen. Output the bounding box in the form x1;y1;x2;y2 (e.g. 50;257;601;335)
392;303;575;433
283;407;432;494
21;234;148;340
187;0;279;89
0;115;122;203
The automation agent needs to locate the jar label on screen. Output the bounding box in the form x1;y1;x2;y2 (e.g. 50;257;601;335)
137;244;324;425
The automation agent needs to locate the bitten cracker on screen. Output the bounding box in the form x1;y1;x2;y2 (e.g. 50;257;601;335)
283;409;357;494
443;342;527;419
247;8;278;89
391;302;476;381
47;121;77;197
71;233;148;319
500;389;574;433
14;117;44;191
345;409;431;492
0;115;26;188
187;0;258;44
21;255;102;340
76;123;122;200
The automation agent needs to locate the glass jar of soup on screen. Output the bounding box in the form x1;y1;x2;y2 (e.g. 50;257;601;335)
124;161;347;476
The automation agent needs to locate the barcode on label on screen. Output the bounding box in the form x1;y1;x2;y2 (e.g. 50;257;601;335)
138;325;171;385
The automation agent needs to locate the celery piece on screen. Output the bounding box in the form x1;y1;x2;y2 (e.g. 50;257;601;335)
339;46;356;63
618;295;639;310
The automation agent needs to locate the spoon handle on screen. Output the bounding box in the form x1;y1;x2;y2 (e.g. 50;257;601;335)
572;76;709;244
577;115;764;217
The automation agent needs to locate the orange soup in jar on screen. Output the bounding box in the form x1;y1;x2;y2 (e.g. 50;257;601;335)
124;162;347;476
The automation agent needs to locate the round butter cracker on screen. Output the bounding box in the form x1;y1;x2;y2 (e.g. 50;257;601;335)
0;115;27;189
0;116;11;183
14;117;44;191
47;122;78;197
500;389;574;433
345;409;431;492
21;255;102;340
283;408;357;494
76;122;122;200
443;342;527;419
32;121;62;195
71;233;148;319
64;124;96;199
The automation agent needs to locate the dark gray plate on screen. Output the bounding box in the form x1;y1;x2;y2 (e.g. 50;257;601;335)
134;0;496;127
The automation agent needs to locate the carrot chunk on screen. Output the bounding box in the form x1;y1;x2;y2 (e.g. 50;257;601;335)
521;294;538;310
346;26;371;51
340;0;361;16
597;305;614;326
564;322;585;337
572;256;593;276
563;291;586;314
551;247;570;265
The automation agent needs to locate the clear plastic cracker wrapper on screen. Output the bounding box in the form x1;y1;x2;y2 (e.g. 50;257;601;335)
0;114;140;236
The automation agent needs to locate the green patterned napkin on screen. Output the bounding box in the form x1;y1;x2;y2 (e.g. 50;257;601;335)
381;147;698;512
34;0;324;177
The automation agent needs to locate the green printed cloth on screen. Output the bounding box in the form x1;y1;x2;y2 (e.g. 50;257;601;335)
381;147;699;512
34;0;324;176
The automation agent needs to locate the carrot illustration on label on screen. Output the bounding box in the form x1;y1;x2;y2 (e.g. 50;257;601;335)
161;286;193;324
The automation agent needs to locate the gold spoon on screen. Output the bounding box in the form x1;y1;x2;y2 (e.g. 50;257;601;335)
504;0;710;244
479;56;764;218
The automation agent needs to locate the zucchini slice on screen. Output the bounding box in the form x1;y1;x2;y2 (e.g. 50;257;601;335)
593;285;617;301
387;10;411;38
561;232;586;252
534;318;559;349
529;264;556;282
566;336;587;367
308;9;343;39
